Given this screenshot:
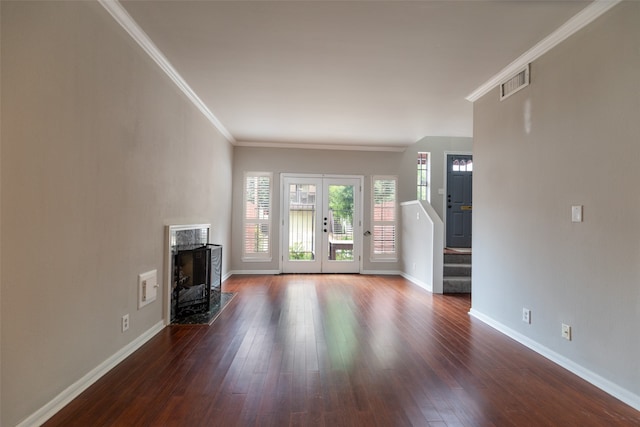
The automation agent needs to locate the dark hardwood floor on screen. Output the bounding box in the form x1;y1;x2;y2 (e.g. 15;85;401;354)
45;275;640;426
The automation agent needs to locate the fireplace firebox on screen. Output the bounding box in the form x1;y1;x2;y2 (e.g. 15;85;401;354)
173;244;222;320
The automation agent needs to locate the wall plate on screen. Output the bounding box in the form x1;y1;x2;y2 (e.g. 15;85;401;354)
138;269;158;309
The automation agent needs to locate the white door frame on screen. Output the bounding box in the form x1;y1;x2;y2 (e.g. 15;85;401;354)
280;173;363;273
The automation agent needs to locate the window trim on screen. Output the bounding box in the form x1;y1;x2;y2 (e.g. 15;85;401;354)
370;175;398;262
417;151;430;202
242;171;273;262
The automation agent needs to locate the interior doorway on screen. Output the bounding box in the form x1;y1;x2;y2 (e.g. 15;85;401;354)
281;174;362;273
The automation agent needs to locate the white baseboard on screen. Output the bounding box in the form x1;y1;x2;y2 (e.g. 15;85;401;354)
360;269;402;276
227;270;405;276
18;321;166;427
227;269;280;275
400;272;433;293
469;308;640;412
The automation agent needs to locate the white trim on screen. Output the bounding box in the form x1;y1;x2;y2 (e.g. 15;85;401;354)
236;140;407;153
98;0;235;143
416;151;431;203
400;272;433;293
361;270;402;276
228;269;281;275
280;173;364;180
469;309;640;412
466;0;622;102
17;321;165;427
280;174;364;274
241;257;273;263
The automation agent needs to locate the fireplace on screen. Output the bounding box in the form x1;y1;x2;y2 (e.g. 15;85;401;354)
166;224;223;323
173;244;222;319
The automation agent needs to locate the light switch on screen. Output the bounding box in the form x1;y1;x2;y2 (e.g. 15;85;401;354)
138;269;158;309
571;205;583;223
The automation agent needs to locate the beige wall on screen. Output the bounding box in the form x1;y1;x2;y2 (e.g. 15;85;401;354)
0;0;3;419
1;2;233;425
397;136;472;220
472;1;640;403
231;146;404;273
231;139;472;274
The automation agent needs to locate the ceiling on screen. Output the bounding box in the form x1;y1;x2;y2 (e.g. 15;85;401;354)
119;0;591;149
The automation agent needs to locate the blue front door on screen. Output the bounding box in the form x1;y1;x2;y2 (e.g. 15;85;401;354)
446;154;473;248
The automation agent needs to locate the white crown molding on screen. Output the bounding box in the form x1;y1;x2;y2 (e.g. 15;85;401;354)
98;0;235;143
466;0;622;102
235;140;407;152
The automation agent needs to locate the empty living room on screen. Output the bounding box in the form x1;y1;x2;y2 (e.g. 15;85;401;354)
1;0;639;426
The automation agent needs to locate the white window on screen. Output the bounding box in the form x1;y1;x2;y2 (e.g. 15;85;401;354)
371;176;397;261
243;172;272;261
417;152;430;202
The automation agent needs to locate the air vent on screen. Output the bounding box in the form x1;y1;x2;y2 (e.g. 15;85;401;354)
500;64;530;100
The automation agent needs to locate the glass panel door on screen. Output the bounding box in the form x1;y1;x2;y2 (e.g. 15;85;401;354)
322;178;360;273
282;175;361;274
283;177;322;273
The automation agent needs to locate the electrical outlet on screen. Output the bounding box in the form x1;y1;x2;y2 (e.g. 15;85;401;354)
122;314;129;332
562;323;571;340
522;308;531;324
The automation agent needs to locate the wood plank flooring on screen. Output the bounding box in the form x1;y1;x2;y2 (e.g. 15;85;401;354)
45;274;640;426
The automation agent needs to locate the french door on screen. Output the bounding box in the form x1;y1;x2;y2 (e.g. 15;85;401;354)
282;175;362;273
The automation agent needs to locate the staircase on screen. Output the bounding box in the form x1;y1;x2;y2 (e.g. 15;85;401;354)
443;250;471;293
